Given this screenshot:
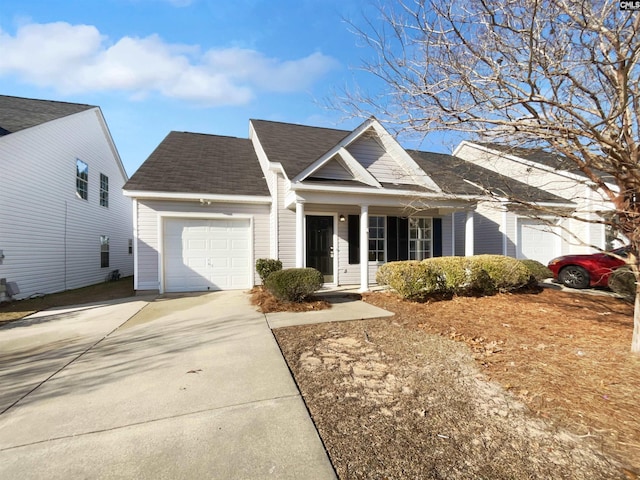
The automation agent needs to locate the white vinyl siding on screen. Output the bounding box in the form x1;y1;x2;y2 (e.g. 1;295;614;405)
441;214;454;256
455;142;612;256
134;199;270;291
348;136;415;185
453;212;467;256
310;156;354;180
277;175;296;269
0;108;133;299
473;202;506;256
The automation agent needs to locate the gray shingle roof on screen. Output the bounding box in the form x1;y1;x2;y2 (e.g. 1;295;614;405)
250;119;350;179
409;150;573;204
124;131;269;196
0;95;95;136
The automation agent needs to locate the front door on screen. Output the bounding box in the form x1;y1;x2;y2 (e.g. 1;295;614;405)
306;215;334;282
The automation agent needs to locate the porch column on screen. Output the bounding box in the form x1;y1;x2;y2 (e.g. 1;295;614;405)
296;201;305;268
359;205;369;292
465;210;474;256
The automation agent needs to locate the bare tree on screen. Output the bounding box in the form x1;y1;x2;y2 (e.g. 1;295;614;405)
341;0;640;351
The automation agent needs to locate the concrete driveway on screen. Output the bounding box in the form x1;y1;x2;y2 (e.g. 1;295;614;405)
0;291;336;479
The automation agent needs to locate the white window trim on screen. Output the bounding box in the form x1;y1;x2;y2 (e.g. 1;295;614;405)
409;217;433;261
368;215;386;263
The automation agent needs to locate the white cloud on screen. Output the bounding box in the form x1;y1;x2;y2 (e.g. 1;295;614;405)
0;22;339;106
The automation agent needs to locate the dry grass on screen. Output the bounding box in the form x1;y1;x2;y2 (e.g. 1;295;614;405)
250;286;331;313
0;276;135;324
274;286;640;479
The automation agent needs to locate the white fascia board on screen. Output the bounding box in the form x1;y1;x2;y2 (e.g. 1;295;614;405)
123;190;272;204
293;117;377;182
290;181;476;199
93;107;130;181
370;121;443;193
286;183;478;204
284;188;475;210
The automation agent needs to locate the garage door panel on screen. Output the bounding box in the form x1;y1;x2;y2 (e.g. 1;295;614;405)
517;219;558;265
163;218;251;292
186;239;208;250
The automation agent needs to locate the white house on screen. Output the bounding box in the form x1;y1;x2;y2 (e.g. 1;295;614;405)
453;141;615;265
124;118;569;294
0;95;133;300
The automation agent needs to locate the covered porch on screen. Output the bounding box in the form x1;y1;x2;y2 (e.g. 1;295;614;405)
287;190;477;292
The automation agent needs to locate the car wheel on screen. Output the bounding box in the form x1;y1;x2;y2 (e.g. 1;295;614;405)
558;265;590;289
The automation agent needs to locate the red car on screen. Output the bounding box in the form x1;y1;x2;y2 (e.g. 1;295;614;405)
547;246;630;289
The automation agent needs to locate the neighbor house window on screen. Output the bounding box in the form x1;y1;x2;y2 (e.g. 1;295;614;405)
100;236;109;268
368;216;385;262
409;218;432;260
100;173;109;207
76;159;88;200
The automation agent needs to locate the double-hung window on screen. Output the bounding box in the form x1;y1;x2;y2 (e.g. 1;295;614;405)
100;236;109;268
368;216;385;262
100;174;109;207
76;159;88;200
409;218;432;260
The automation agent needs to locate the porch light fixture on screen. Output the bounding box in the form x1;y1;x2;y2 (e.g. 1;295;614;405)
339;215;346;222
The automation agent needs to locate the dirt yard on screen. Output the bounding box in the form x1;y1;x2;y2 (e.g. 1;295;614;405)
3;280;638;478
272;287;640;479
0;276;134;324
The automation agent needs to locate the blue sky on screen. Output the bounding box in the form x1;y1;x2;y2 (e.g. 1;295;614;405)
0;0;451;176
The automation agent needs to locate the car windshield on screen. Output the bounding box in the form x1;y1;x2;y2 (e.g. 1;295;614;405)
609;246;630;258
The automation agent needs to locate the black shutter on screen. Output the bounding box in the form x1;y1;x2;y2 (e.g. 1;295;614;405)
348;215;360;264
387;216;398;261
433;218;443;257
398;217;409;260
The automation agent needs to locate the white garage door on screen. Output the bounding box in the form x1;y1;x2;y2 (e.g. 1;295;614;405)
163;218;251;292
517;218;558;265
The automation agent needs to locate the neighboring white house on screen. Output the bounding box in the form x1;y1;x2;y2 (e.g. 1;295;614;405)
0;95;133;300
453;141;616;265
124;117;569;294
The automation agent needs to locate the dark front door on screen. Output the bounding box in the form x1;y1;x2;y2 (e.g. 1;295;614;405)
306;215;334;282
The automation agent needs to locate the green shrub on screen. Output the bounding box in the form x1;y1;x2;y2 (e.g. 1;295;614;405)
377;255;533;300
264;268;323;302
469;255;532;292
519;259;553;281
608;267;636;301
255;258;283;284
423;256;495;296
376;261;444;300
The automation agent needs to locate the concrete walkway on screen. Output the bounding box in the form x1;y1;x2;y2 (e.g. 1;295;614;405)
0;290;352;479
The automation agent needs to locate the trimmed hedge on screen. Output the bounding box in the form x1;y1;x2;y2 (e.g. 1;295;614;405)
608;267;636;301
519;259;553;281
376;255;533;300
255;258;283;284
264;267;323;302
